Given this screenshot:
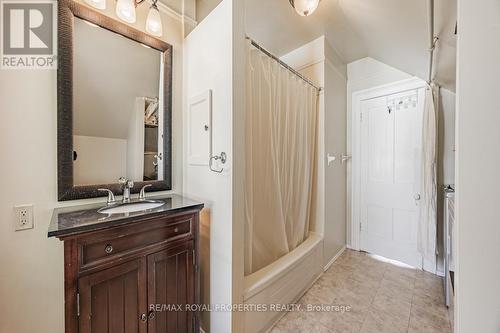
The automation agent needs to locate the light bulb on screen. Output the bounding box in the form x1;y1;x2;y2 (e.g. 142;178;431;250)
85;0;106;10
146;4;162;37
291;0;320;17
115;0;136;23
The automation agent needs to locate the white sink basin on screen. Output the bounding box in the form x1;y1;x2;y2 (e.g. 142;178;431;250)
98;200;165;214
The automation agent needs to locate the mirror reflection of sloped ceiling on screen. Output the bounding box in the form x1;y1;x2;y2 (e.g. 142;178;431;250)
73;17;161;140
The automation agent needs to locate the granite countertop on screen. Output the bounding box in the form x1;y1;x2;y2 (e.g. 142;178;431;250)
48;194;204;238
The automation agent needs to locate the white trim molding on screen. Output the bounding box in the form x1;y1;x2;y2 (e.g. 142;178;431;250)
350;77;427;251
157;2;198;26
323;246;346;271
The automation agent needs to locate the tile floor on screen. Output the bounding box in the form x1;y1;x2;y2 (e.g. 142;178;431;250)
271;250;452;333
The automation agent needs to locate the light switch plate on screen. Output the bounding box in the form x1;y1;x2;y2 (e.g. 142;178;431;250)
14;204;34;231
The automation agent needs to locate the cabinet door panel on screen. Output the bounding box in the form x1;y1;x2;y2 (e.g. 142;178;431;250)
78;259;147;333
148;242;194;333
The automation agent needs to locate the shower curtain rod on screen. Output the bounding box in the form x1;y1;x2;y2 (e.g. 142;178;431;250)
246;36;323;92
427;0;439;85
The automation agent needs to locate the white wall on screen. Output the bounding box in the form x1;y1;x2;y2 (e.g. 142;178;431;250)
436;88;456;274
455;0;500;331
183;0;245;331
323;42;348;267
126;99;146;181
0;1;185;332
438;89;456;185
73;135;127;185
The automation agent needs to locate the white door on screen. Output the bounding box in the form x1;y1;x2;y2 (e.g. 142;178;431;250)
359;89;424;268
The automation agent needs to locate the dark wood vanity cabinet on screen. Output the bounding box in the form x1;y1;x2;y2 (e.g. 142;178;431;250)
78;258;147;333
147;242;195;333
57;209;201;333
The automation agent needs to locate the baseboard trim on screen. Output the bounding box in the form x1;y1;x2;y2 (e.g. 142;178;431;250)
323;245;346;271
435;269;445;277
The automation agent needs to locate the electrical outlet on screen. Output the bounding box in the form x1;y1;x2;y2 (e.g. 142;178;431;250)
14;204;34;231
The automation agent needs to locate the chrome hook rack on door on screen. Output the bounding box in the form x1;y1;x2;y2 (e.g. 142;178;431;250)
341;154;352;164
209;152;227;173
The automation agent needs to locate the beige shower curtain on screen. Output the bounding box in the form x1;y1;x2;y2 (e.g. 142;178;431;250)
244;41;319;275
418;84;438;271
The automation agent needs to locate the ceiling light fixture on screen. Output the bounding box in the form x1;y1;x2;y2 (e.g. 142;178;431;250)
289;0;321;17
85;0;163;37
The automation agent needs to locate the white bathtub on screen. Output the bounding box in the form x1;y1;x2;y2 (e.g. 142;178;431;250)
243;232;324;332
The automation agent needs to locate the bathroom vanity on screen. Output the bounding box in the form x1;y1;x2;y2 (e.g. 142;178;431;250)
48;195;203;333
50;1;204;331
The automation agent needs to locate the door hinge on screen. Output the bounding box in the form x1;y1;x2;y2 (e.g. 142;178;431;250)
359;223;363;232
76;293;80;317
360;112;363;122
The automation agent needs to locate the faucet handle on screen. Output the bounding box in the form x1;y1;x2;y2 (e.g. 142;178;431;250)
118;177;134;189
139;184;153;200
98;188;116;205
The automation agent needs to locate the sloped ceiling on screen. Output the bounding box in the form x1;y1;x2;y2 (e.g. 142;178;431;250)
244;0;456;90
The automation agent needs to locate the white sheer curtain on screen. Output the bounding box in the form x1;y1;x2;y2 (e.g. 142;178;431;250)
244;41;319;275
418;84;438;271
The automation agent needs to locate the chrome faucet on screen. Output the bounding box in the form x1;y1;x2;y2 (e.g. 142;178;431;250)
139;184;152;201
98;188;116;205
118;177;134;203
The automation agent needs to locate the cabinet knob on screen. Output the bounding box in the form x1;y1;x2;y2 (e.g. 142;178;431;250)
174;227;179;233
104;244;113;254
140;313;147;322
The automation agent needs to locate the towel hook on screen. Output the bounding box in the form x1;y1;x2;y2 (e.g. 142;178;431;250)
209;152;227;173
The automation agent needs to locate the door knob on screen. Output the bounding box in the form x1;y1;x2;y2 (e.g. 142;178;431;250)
148;311;156;320
414;193;421;201
104;244;113;254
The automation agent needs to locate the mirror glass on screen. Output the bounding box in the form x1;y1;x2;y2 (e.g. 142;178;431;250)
73;17;164;186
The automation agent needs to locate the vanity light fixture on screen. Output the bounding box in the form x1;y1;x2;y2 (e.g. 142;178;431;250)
115;0;137;23
86;0;163;37
145;0;162;37
84;0;106;10
289;0;321;16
